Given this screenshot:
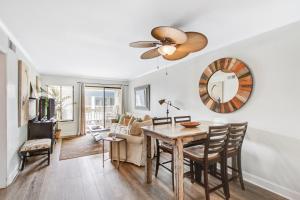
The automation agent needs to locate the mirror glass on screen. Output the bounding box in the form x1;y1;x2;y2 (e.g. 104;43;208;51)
207;70;239;103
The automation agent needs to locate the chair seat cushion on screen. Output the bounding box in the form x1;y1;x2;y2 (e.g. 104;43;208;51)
183;145;219;161
20;139;51;152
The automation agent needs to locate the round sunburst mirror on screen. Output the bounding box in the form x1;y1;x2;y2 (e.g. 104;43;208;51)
199;58;253;113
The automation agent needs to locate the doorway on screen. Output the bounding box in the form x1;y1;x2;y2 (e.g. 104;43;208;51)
85;86;122;133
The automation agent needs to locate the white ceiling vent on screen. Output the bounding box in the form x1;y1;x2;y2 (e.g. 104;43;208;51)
8;39;16;52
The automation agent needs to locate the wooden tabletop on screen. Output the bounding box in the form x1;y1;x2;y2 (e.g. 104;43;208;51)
141;121;213;142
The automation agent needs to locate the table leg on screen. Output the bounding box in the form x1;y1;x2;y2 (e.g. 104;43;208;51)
110;142;112;163
117;142;120;169
173;138;184;200
144;133;152;184
125;140;127;162
102;140;105;168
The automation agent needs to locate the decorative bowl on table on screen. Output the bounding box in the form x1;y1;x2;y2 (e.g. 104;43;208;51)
180;121;200;128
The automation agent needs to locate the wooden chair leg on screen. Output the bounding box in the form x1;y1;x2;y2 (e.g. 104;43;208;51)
225;158;230;198
203;161;210;200
155;139;160;177
21;154;26;171
238;152;245;190
221;158;230;199
190;160;195;183
171;153;175;191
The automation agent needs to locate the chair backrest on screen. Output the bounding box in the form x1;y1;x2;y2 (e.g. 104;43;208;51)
228;122;248;152
174;116;191;124
152;117;172;126
205;125;230;158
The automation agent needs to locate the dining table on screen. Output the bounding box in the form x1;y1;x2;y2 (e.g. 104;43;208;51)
142;121;211;200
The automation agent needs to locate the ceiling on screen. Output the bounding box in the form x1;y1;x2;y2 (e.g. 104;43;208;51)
0;0;300;80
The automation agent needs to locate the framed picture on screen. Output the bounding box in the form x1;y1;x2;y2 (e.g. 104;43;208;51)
36;76;41;97
18;60;30;126
134;85;150;110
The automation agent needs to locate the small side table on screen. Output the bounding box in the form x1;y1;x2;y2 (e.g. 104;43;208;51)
101;137;127;169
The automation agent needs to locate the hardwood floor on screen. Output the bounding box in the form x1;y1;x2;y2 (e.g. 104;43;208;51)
0;140;286;200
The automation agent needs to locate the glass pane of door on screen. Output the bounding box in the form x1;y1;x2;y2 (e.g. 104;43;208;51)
104;88;122;128
85;86;104;133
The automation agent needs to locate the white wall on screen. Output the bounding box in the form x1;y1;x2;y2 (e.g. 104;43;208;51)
0;26;39;187
41;75;129;137
0;50;7;188
129;21;300;199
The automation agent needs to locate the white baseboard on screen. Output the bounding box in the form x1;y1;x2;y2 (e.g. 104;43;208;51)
216;165;299;199
243;171;300;200
6;165;19;186
0;181;6;189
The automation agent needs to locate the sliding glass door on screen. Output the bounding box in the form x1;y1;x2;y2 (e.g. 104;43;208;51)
104;88;122;128
85;86;122;132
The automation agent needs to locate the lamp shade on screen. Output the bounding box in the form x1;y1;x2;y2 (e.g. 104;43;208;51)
158;45;176;56
158;99;166;105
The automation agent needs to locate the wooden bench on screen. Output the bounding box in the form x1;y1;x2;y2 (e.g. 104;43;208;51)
19;139;52;170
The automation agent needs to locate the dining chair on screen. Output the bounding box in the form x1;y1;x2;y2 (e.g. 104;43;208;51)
152;117;174;190
226;122;248;193
183;125;230;200
174;116;191;123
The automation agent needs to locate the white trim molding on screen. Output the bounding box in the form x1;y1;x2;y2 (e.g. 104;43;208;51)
6;165;19;186
244;171;300;200
0;51;7;188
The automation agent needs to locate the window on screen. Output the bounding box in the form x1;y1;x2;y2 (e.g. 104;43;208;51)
47;85;74;121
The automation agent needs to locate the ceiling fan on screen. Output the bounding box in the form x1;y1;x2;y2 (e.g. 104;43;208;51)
129;26;208;61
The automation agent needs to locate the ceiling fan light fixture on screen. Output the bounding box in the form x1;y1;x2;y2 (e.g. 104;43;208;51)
158;45;176;56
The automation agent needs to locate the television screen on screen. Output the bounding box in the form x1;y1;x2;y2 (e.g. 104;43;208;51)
47;98;55;120
39;97;47;120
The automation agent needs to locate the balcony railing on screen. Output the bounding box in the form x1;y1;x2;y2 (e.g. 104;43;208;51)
85;105;118;131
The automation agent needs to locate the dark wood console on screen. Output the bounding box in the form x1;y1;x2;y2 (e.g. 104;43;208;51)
28;118;57;152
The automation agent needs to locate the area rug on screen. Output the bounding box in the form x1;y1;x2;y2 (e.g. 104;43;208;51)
59;134;109;160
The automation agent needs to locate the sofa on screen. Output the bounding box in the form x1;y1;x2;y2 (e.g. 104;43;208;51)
108;114;155;166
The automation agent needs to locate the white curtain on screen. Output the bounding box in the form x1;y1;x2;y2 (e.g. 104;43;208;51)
78;83;86;136
121;85;126;114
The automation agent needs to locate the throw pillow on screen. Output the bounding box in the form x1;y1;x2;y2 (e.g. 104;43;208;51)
118;114;125;124
141;119;153;127
128;116;136;126
129;119;153;136
123;117;131;126
129;121;142;136
143;114;152;121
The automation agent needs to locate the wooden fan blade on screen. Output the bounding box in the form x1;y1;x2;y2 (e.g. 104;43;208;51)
129;41;159;48
140;47;161;59
163;49;189;61
176;32;208;53
151;26;187;44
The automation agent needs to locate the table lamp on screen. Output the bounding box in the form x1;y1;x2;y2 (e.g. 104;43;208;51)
158;99;180;118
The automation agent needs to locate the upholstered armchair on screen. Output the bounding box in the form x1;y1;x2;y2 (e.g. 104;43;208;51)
108;116;155;166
